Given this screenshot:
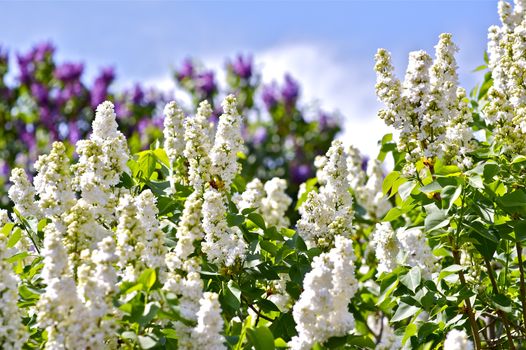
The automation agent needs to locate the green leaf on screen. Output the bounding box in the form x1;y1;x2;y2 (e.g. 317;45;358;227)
247;326;275;350
138;269;156;291
138;335;157;349
402;323;418;345
136;150;157;180
382;171;401;196
400;267;421;293
491;294;513;313
222;281;241;310
153;148;170;167
441;185;462;211
247;212;266;230
227;213;245;227
438;265;464;283
424;204;449;232
399;180;417;201
7;227;22;248
391;302;420;322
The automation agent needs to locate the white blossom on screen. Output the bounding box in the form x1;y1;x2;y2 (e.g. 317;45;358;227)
484;0;526;155
8;168;40;219
260;178;292;229
210;95;244;189
297;140;353;248
136;190;167;270
397;227;437;278
34;142;75;217
191;292;226;350
371;222;399;275
73;101;129;220
173;191;204;269
233;178;265;212
163;101;186;164
0;209;10;227
290;236;358;350
375;34;473;172
356;159;391;219
444;329;473;350
202;188;246;266
115;194;147;282
0;235;27;349
184;101;214;191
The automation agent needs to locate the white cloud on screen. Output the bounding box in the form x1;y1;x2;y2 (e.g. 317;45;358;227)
254;43;390;158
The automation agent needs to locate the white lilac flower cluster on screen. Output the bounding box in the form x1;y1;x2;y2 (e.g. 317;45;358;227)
210;95;245;189
163;101;186;164
163;194;226;349
184;101;214;191
199;95;247;267
202;188;246;266
357;159;392;219
375;33;474;174
485;0;526;154
297;140;354;248
72;101;130;221
345;145;391;219
33;142;75;217
290;236;358;350
8;168;40;219
8;102;175;348
234;177;292;229
371;222;437;278
0;235;27;349
444;329;474;350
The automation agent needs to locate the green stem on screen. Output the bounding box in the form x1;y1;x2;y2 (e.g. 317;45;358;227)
516;242;526;332
452;247;482;350
484;259;517;350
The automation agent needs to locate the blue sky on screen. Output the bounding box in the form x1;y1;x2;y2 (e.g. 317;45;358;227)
0;0;500;156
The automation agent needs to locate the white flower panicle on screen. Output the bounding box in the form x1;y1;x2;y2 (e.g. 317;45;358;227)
202;188;246;266
297;140;353;248
375;34;473;172
63;199;111;274
485;0;526;154
163;101;187;164
210;95;244;189
34;142;75;217
91;101;120;141
234;177;292;229
233;178;265;212
261;178;292;229
115;194;147;282
75;238;119;348
346;144;366;189
172;191;204;269
0;235;27;349
37;222;86;349
0;209;10;227
356;159;391;219
444;329;474;350
8;168;40;219
290;236;358;350
191;292;226;350
73;101;129;218
136;190;167;270
184;100;214;190
397;227;437;278
371;222;399;275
